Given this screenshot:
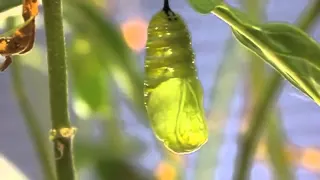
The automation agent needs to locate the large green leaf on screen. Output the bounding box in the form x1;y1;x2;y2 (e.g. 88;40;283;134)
63;0;146;120
241;0;294;179
212;3;320;105
226;1;320;179
68;36;111;119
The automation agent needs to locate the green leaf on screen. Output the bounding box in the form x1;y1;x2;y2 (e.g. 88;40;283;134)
95;157;155;180
0;0;21;14
212;3;320;105
63;0;146;120
68;36;111;119
240;0;294;179
186;0;223;14
74;131;147;169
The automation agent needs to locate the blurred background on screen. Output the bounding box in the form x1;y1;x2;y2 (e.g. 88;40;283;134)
0;0;320;179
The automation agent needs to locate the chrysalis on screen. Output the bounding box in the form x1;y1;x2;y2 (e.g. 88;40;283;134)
144;0;208;154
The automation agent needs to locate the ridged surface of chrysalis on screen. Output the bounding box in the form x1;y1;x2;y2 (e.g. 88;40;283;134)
144;8;208;154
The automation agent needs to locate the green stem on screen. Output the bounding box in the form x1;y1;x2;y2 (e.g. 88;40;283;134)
213;1;320;180
7;16;56;180
234;73;282;180
297;0;320;31
242;0;294;179
42;0;76;179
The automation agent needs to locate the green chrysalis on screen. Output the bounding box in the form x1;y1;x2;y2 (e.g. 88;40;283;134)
144;0;208;154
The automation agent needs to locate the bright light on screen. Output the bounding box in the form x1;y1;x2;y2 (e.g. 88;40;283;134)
0;154;29;180
120;17;148;52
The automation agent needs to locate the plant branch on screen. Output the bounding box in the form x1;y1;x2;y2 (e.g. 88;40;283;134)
229;0;320;180
42;0;76;179
7;16;56;180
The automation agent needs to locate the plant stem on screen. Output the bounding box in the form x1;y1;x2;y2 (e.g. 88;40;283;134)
297;0;320;31
242;0;294;179
234;73;282;180
228;0;320;180
42;0;76;179
7;16;56;180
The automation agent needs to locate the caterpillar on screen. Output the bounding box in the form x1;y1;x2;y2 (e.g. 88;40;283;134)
144;0;208;154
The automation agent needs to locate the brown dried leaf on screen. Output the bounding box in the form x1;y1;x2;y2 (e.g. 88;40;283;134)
0;0;38;71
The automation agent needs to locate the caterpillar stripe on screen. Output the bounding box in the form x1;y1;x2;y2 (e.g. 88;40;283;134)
144;0;208;154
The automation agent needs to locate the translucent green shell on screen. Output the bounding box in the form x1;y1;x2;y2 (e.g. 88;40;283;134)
144;9;208;154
